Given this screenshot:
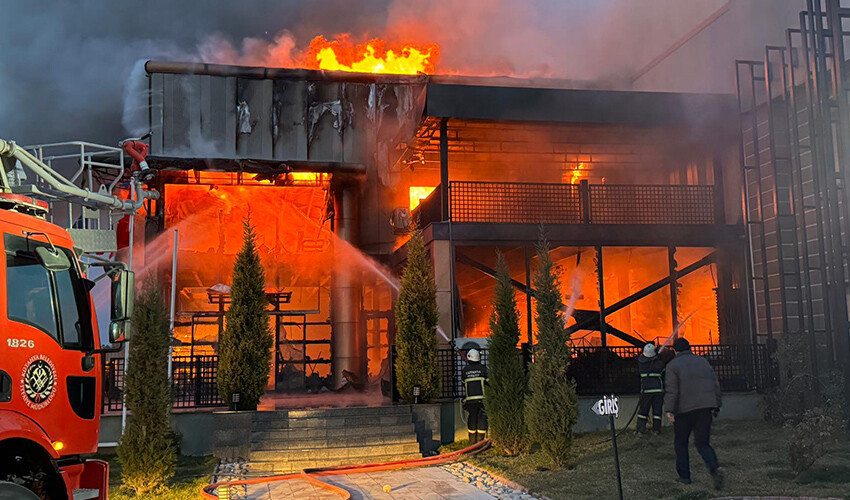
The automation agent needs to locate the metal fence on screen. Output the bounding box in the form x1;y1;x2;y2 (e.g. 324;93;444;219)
588;185;715;225
435;344;775;400
103;344;774;409
102;355;224;412
443;181;716;226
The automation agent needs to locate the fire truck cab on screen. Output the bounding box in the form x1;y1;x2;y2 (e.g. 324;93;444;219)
0;197;133;499
0;138;152;500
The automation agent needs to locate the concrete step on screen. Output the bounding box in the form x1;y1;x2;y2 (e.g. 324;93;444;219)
249;453;424;474
252;405;412;421
249;441;422;463
251;413;413;430
251;422;416;442
251;433;420;451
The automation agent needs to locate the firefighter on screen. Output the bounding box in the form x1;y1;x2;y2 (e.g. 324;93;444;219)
636;342;667;435
462;348;488;443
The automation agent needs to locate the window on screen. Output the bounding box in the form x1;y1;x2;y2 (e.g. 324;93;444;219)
5;234;93;349
7;253;59;340
55;269;81;345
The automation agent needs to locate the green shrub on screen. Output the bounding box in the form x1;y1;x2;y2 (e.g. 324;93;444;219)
525;234;578;467
117;275;176;495
764;334;817;425
485;251;530;455
787;407;840;474
217;214;273;410
395;228;440;402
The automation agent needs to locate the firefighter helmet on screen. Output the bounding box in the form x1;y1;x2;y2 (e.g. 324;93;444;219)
643;343;657;358
467;348;480;362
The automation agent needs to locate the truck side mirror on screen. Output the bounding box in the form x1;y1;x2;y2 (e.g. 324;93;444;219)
110;270;134;343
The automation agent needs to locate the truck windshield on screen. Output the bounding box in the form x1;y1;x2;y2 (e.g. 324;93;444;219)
5;233;94;350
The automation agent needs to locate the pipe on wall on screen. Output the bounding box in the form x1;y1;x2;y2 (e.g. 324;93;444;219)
330;184;364;389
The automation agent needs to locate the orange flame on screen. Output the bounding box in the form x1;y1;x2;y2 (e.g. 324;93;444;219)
303;35;439;75
409;186;436;210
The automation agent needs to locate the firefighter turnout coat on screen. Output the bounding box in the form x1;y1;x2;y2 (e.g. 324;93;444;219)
638;354;666;394
462;362;488;403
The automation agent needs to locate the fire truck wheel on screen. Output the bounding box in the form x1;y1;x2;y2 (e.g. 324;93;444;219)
0;440;66;500
0;481;41;500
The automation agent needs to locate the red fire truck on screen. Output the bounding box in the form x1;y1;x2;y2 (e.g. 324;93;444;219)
0;138;155;499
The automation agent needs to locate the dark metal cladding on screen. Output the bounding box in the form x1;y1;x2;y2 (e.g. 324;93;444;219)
144;155;366;176
423;83;738;129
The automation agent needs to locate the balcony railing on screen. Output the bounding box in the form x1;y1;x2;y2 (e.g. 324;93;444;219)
415;181;718;227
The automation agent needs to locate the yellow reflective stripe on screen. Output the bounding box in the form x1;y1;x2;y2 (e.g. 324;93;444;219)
636;415;648;420
464;377;487;383
640;373;663;377
465;395;484;401
643;389;664;393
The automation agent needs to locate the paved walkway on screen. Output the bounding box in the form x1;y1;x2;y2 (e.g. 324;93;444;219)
242;466;496;499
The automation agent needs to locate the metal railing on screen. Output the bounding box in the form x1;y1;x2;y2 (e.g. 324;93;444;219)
430;180;716;227
433;344;774;400
102;355;224;412
449;181;582;224
588;184;716;225
103;343;773;409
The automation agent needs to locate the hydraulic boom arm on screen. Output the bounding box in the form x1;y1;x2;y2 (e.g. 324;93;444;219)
0;138;158;213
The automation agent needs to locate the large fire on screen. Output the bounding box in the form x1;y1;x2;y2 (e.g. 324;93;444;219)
303;36;439;75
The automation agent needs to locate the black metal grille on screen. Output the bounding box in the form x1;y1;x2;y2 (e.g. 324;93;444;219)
102;357;125;412
588;185;715;225
569;346;643;395
102;355;224;412
445;181;716;226
438;349;491;399
449;181;582;224
432;344;774;400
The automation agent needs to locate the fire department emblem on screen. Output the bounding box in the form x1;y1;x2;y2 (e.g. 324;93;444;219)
20;355;56;410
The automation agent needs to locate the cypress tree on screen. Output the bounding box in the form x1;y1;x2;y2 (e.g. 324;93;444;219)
117;275;176;495
395;228;440;402
217;213;273;410
485;251;530;455
525;234;578;467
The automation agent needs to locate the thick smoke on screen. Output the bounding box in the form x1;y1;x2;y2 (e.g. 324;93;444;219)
0;0;752;146
0;0;387;146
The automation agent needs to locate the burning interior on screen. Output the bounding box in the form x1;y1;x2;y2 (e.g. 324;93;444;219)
133;59;743;397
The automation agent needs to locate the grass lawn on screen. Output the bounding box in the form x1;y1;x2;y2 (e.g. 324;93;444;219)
96;454;216;500
445;420;850;500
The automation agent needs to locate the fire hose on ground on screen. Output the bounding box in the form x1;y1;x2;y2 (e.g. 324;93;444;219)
200;438;492;499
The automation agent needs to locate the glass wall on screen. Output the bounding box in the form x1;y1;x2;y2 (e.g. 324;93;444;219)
454;244;720;347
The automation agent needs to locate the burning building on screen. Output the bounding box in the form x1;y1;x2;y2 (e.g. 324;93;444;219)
133;47;746;396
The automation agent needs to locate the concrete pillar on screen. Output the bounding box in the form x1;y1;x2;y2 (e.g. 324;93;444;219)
331;186;364;388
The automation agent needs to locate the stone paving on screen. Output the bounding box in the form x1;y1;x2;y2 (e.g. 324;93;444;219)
440;462;540;500
240;466;497;499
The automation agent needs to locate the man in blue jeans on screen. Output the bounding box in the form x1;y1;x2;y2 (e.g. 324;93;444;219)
664;337;724;490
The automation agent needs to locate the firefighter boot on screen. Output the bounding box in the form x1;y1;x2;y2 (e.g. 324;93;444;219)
469;432;477;444
652;416;662;434
636;415;648;435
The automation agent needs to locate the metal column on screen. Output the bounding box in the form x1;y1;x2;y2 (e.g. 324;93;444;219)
330;185;364;388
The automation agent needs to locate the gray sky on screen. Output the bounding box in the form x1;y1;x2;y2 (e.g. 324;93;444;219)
0;0;738;146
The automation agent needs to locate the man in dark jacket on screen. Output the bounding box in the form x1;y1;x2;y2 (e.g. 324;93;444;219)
462;348;488;443
664;337;724;489
637;343;666;434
